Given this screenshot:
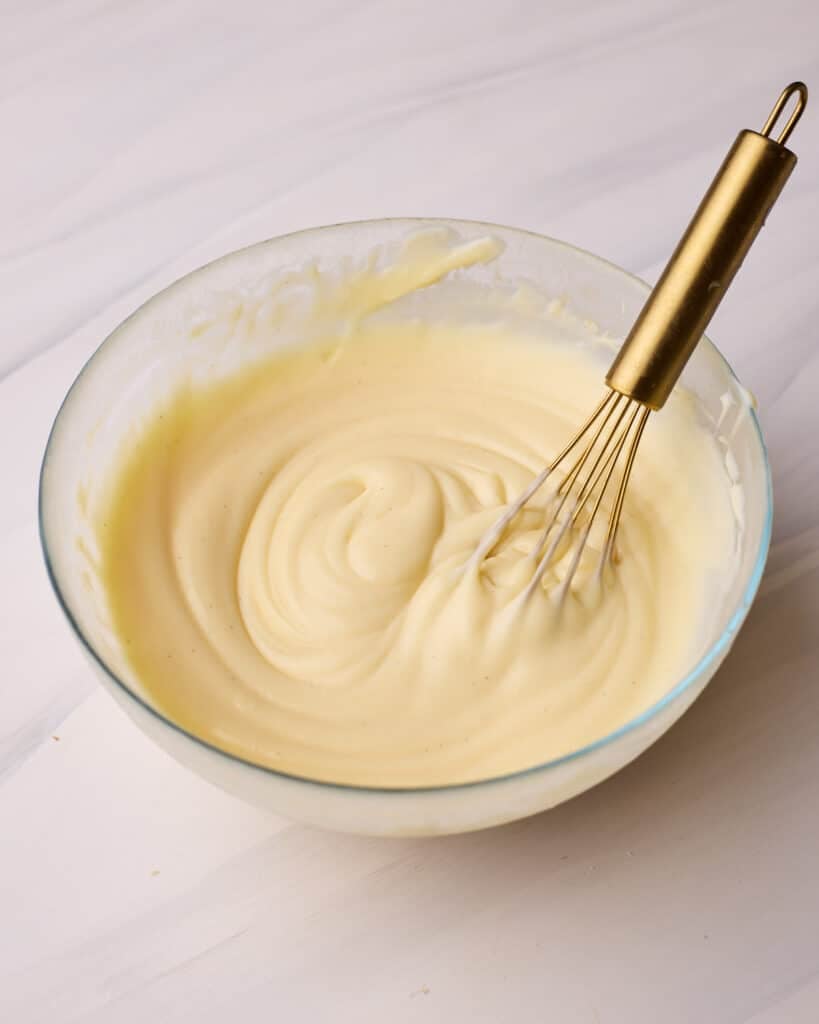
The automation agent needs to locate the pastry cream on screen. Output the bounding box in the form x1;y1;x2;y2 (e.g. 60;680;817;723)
98;234;738;787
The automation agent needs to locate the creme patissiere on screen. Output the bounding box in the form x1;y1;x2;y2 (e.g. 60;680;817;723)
96;233;739;787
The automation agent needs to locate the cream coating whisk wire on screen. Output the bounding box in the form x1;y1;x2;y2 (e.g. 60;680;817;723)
470;390;649;601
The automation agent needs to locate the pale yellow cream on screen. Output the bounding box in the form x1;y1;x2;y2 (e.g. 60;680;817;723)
98;239;737;787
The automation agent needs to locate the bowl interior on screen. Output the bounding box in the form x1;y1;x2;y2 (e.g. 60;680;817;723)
40;218;771;787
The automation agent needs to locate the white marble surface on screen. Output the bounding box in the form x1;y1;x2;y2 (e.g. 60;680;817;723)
2;1;819;1020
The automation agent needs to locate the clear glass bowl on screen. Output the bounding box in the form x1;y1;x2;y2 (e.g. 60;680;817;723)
39;219;772;836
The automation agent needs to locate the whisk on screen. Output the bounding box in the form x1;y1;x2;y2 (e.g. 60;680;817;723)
474;82;807;602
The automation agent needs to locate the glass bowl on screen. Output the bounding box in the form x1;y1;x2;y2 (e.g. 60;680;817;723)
39;218;772;836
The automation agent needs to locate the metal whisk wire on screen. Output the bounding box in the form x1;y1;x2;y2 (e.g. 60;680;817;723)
471;390;650;603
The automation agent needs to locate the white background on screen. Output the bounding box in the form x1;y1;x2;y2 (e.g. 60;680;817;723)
2;1;819;1020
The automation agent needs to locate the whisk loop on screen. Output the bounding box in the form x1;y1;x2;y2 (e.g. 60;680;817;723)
471;390;650;604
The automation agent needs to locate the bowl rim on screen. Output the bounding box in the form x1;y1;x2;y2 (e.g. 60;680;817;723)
38;216;774;796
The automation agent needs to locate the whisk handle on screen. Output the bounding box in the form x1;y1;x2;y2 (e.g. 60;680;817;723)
606;82;806;410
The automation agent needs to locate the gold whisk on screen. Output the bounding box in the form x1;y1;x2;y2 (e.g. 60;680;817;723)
474;82;808;602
